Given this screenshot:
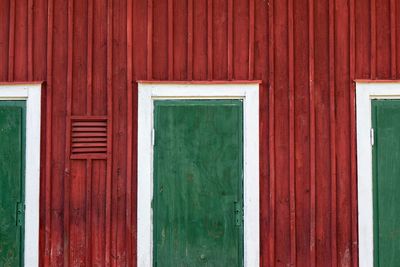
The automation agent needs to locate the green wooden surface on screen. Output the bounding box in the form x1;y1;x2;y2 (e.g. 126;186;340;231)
153;100;244;267
372;100;400;267
0;101;25;267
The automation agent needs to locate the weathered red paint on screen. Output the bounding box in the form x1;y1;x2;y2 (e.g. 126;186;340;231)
1;0;397;266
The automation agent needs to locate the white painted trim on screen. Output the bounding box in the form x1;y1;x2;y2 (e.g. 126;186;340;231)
0;84;41;267
137;83;260;267
356;82;400;267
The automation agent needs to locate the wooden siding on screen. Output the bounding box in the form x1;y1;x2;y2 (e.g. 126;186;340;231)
0;0;396;266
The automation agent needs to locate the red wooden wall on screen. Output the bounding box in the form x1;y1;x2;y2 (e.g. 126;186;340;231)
1;0;398;266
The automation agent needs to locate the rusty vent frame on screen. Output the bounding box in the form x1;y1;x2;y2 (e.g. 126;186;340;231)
70;116;108;159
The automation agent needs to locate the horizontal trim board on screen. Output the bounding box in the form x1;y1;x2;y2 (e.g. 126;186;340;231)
0;82;45;86
355;80;400;83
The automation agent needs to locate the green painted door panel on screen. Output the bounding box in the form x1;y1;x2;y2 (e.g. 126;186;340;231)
372;100;400;267
0;101;25;267
153;100;243;267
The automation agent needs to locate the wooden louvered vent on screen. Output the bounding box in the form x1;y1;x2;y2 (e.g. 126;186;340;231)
71;116;108;159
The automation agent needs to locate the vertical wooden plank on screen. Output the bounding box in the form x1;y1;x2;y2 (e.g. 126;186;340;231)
106;0;113;264
207;0;213;80
390;0;397;78
248;0;254;80
0;0;10;81
355;0;371;79
253;0;268;265
52;0;68;264
293;0;310;265
233;0;249;80
329;0;338;265
133;0;148;81
288;0;296;264
69;160;86;266
173;0;188;80
193;0;207;80
44;0;54;265
43;0;54;266
153;0;167;80
349;0;358;265
32;0;48;81
87;0;94;115
147;0;153;80
36;1;48;264
112;0;128;265
72;0;88;116
85;159;93;267
168;0;173;80
268;0;275;265
187;0;193;80
212;0;228;80
274;0;291;264
335;0;351;264
315;0;332;265
14;0;28;81
371;0;376;79
376;0;390;78
290;0;313;266
309;0;316;265
91;160;106;266
126;0;133;265
28;0;33;80
63;0;74;265
8;0;15;81
228;0;233;80
93;0;108;116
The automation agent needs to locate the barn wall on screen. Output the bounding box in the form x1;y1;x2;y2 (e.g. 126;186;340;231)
0;0;395;266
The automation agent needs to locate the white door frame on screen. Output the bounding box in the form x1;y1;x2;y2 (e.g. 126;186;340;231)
0;83;42;267
356;81;400;267
137;82;260;267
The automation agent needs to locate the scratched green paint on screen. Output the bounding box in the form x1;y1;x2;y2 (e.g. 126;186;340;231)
372;100;400;267
153;100;244;267
0;101;25;267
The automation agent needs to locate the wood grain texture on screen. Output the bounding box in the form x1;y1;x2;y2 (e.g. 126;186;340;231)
8;0;15;81
106;0;113;265
329;0;338;265
153;100;244;266
4;0;399;265
64;0;73;265
288;0;296;264
126;0;133;265
43;0;53;265
268;0;275;265
309;0;316;265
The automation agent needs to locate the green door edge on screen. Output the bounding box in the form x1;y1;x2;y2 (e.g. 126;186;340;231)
152;99;244;266
0;101;26;267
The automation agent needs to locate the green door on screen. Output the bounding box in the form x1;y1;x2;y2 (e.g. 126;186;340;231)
372;99;400;267
153;100;244;267
0;101;25;267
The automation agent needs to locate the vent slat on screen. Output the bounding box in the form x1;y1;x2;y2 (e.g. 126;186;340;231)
72;127;107;132
70;117;108;158
72;148;107;153
72;143;107;148
72;122;107;127
72;132;107;137
72;137;107;143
